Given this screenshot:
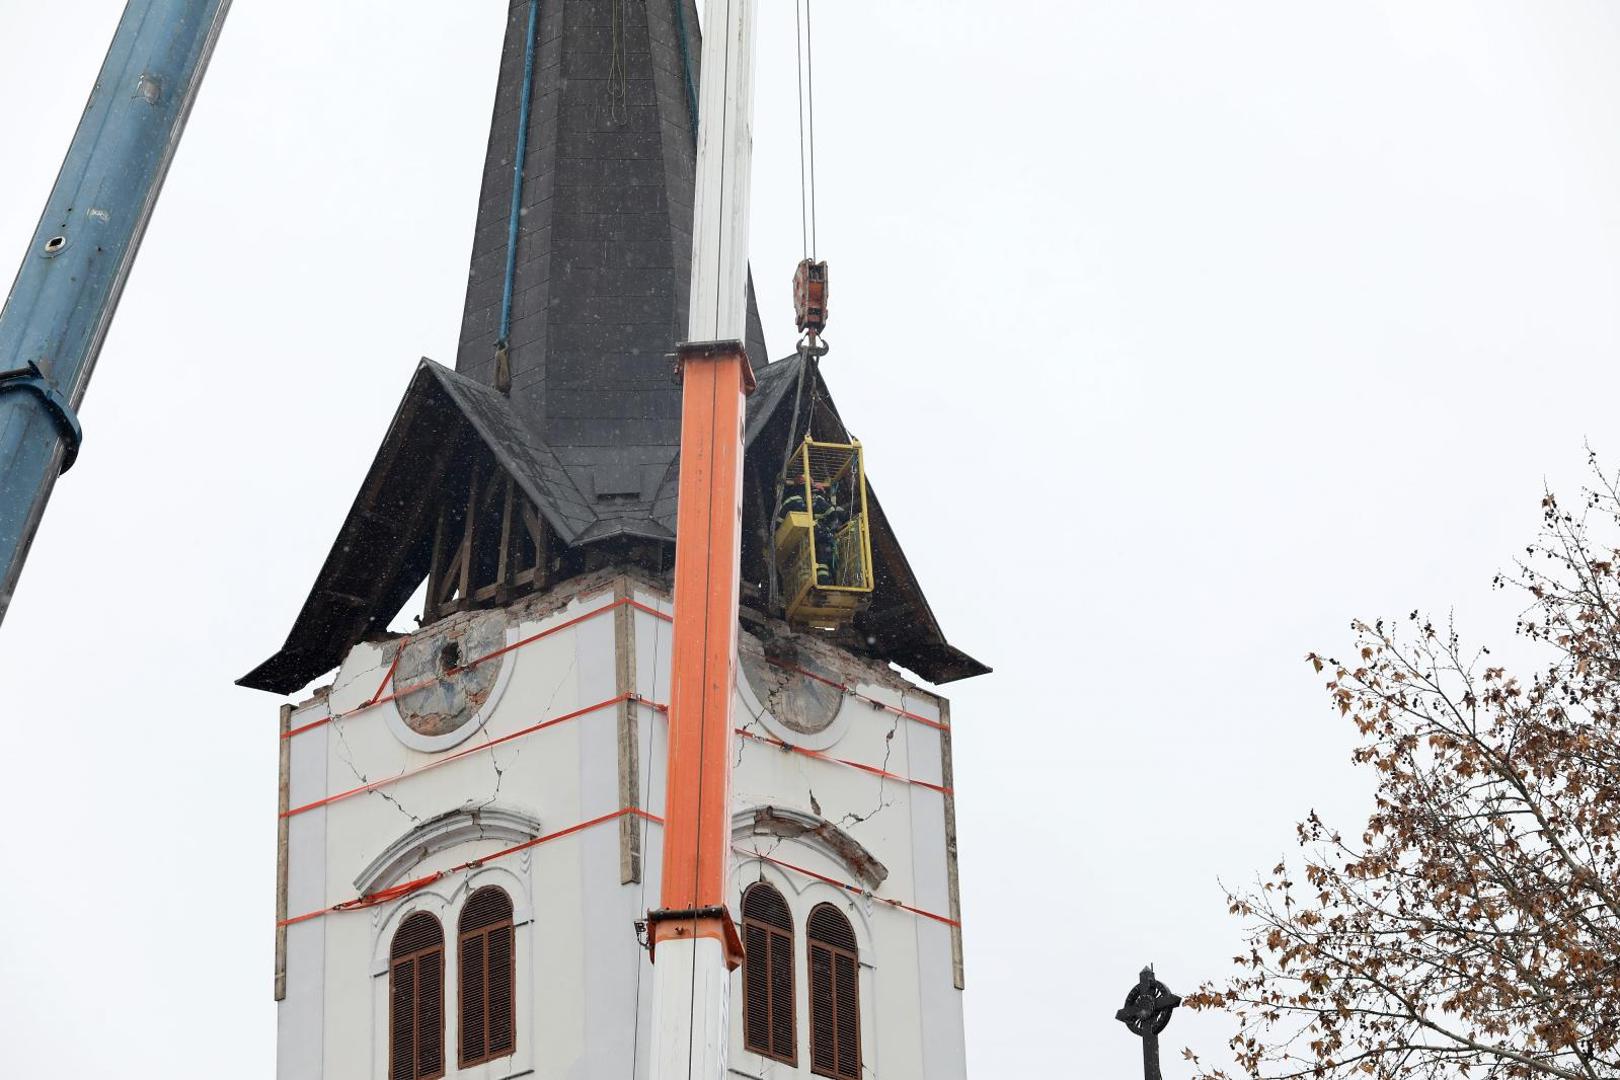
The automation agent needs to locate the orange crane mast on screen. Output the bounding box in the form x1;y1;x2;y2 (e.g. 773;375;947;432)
644;1;759;1076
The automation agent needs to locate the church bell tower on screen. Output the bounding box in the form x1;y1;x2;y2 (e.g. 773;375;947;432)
244;4;986;1077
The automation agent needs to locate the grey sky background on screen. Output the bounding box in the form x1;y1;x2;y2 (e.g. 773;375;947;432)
3;2;1620;1076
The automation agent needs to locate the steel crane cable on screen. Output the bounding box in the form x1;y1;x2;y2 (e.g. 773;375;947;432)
796;0;808;260
773;0;819;611
796;0;820;261
807;0;819;260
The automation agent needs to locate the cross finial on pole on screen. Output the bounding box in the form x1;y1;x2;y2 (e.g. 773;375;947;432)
1116;965;1182;1080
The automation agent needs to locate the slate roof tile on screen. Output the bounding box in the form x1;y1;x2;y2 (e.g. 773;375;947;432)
240;0;985;694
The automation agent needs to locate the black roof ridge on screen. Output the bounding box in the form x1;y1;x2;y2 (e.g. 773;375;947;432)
419;359;595;544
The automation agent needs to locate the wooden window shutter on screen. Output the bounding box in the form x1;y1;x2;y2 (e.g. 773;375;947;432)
389;912;445;1080
390;956;416;1080
458;886;516;1067
741;883;796;1065
807;904;860;1080
460;932;486;1062
417;946;445;1077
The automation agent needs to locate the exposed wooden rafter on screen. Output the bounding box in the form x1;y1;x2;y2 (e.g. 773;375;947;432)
423;453;549;626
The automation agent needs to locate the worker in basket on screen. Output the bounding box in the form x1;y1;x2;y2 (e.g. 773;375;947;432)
779;478;808;518
812;480;849;586
775;473;831;586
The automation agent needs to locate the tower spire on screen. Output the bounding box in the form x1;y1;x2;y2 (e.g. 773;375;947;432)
241;0;986;697
454;0;767;511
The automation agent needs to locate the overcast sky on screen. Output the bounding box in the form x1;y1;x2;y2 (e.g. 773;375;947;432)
4;2;1620;1077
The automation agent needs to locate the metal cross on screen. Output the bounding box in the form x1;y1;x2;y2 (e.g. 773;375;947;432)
1116;965;1182;1080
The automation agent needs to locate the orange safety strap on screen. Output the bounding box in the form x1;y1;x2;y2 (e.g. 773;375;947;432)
282;693;666;819
282;825;957;931
762;656;947;731
280;807;665;927
282;597;671;739
733;727;952;795
281;601;940;742
369;643;406;706
472;598;670;669
733;845;961;928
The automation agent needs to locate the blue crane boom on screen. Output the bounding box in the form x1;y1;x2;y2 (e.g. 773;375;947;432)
0;0;231;624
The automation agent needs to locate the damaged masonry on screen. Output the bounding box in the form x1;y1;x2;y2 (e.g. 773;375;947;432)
248;3;985;1079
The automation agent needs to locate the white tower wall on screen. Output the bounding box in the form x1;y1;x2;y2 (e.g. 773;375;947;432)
275;571;966;1079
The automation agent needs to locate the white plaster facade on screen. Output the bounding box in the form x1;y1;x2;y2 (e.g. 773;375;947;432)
276;572;966;1079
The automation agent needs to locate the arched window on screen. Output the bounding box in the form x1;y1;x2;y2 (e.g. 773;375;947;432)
741;882;796;1064
389;911;445;1080
458;886;516;1067
807;903;861;1080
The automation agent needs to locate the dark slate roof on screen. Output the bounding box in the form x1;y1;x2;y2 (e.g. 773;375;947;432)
239;360;597;693
240;356;795;695
655;356;990;684
427;360;596;541
453;0;767;531
242;354;987;692
239;1;988;693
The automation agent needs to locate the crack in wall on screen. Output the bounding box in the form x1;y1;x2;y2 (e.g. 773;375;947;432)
747;828;788;867
735;691;775;769
737;806;889;890
469;743;522;817
741;671;903;835
326;651;393;708
330;712;421;825
761;667;792;724
839;714;899;829
473;651;574;812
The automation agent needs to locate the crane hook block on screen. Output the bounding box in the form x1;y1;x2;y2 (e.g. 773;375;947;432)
793;258;829;335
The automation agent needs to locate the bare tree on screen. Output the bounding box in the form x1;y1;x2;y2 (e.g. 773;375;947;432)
1188;455;1620;1080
